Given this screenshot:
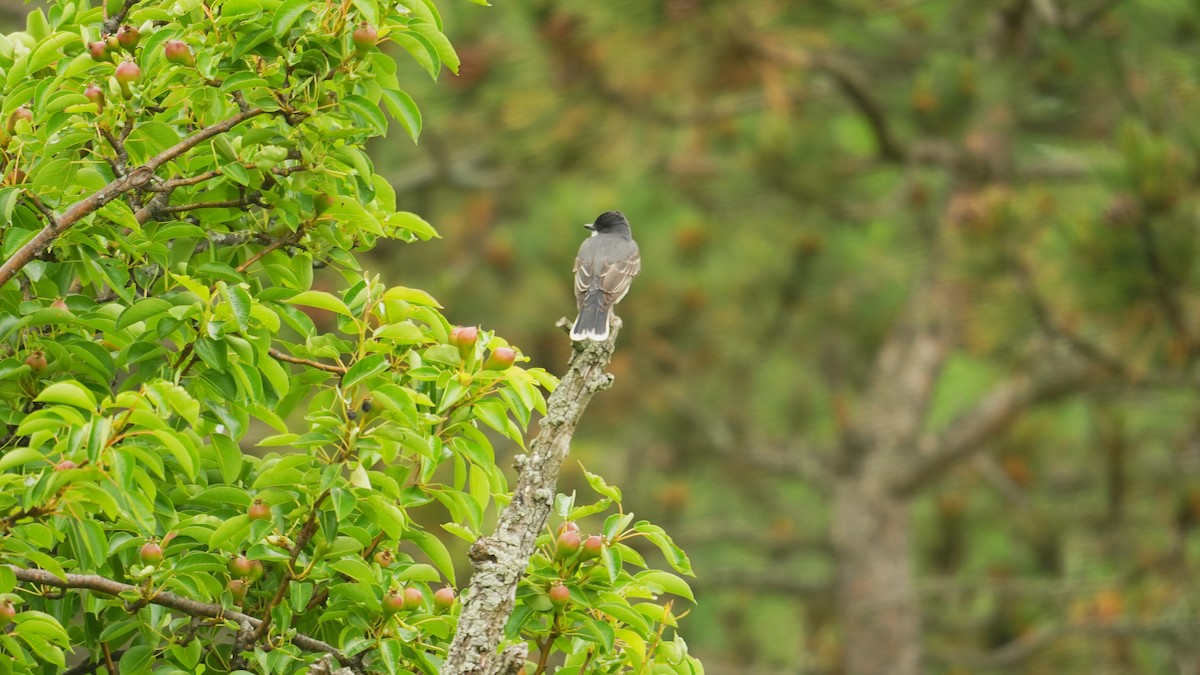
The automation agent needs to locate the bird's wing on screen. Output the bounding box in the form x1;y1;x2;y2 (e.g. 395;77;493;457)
598;250;641;309
574;255;592;306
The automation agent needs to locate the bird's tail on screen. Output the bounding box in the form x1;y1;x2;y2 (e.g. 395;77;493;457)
570;293;610;341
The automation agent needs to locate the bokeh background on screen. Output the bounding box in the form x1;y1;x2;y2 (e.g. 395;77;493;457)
9;0;1200;673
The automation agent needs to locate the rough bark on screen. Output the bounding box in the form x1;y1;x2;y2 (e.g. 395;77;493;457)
442;318;622;674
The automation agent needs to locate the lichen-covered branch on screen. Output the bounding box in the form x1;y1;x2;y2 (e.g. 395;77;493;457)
442;317;622;675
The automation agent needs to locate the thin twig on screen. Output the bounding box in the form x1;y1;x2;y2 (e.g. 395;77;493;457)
268;347;348;374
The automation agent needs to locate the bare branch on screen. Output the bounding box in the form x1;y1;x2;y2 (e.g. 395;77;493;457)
9;565;363;673
268;347;348;374
0;107;267;290
443;318;622;674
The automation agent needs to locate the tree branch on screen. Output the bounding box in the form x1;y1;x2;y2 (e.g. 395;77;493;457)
0;107;266;290
890;358;1099;496
9;565;362;673
442;317;623;674
268;347;347;374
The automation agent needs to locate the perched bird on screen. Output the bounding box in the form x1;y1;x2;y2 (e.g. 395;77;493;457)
571;211;641;341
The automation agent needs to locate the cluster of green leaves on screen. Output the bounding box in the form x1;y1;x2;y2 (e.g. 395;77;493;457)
505;471;701;675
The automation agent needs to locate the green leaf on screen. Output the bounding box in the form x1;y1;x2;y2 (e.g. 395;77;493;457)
220;284;253;332
583;466;622;502
35;381;97;410
287;290;354;317
27;31;75;74
116;298;173;331
343;95;388;137
208;514;252;552
404;529;455;584
331;558;376;584
635;570;695;603
396;563;440;582
364;494;406;539
389;211;438;239
343;353;389;390
0;447;43;472
382;88;422;142
383;286;442;307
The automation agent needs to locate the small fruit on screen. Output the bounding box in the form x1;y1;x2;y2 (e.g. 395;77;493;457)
227;578;249;602
24;351;47;372
117;24;139;50
139;540;163;565
228;554;254;579
105;34;120;52
581;535;603;560
549;583;569;608
164;40;194;67
4;168;27;185
0;599;15;623
484;347;516;371
382;589;405;615
115;60;141;98
51;298;69;311
248;499;271;521
55;459;77;471
361;399;373;413
554;530;581;560
449;326;479;360
313;193;335;215
374;549;394;567
6;106;32;134
352;23;378;56
88;41;108;62
433;587;456;611
402;586;423;610
347;409;358;421
557;521;580;537
247;559;265;582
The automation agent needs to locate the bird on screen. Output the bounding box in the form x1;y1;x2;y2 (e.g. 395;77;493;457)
571;211;641;341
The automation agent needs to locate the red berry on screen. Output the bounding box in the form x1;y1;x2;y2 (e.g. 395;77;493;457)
382;589;405;615
557;521;580;537
228;554;254;579
51;298;69;311
433;587;456;611
24;351;47;372
54;459;77;471
0;600;15;623
227;579;249;602
554;530;581;560
6;106;31;134
581;535;603;560
88;41;108;62
105;35;120;52
117;24;139;50
373;549;394;567
484;347;516;371
352;23;378;56
402;586;423;610
139;540;163;565
163;40;194;67
4;169;26;186
248;499;271;521
549;583;569;608
247;559;264;582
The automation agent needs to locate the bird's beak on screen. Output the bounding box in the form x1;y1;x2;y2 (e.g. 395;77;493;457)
583;223;595;231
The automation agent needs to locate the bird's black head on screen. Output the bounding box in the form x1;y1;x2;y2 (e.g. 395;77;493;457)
586;211;631;236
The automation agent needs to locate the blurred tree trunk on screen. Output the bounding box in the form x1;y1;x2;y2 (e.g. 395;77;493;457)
832;480;920;675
